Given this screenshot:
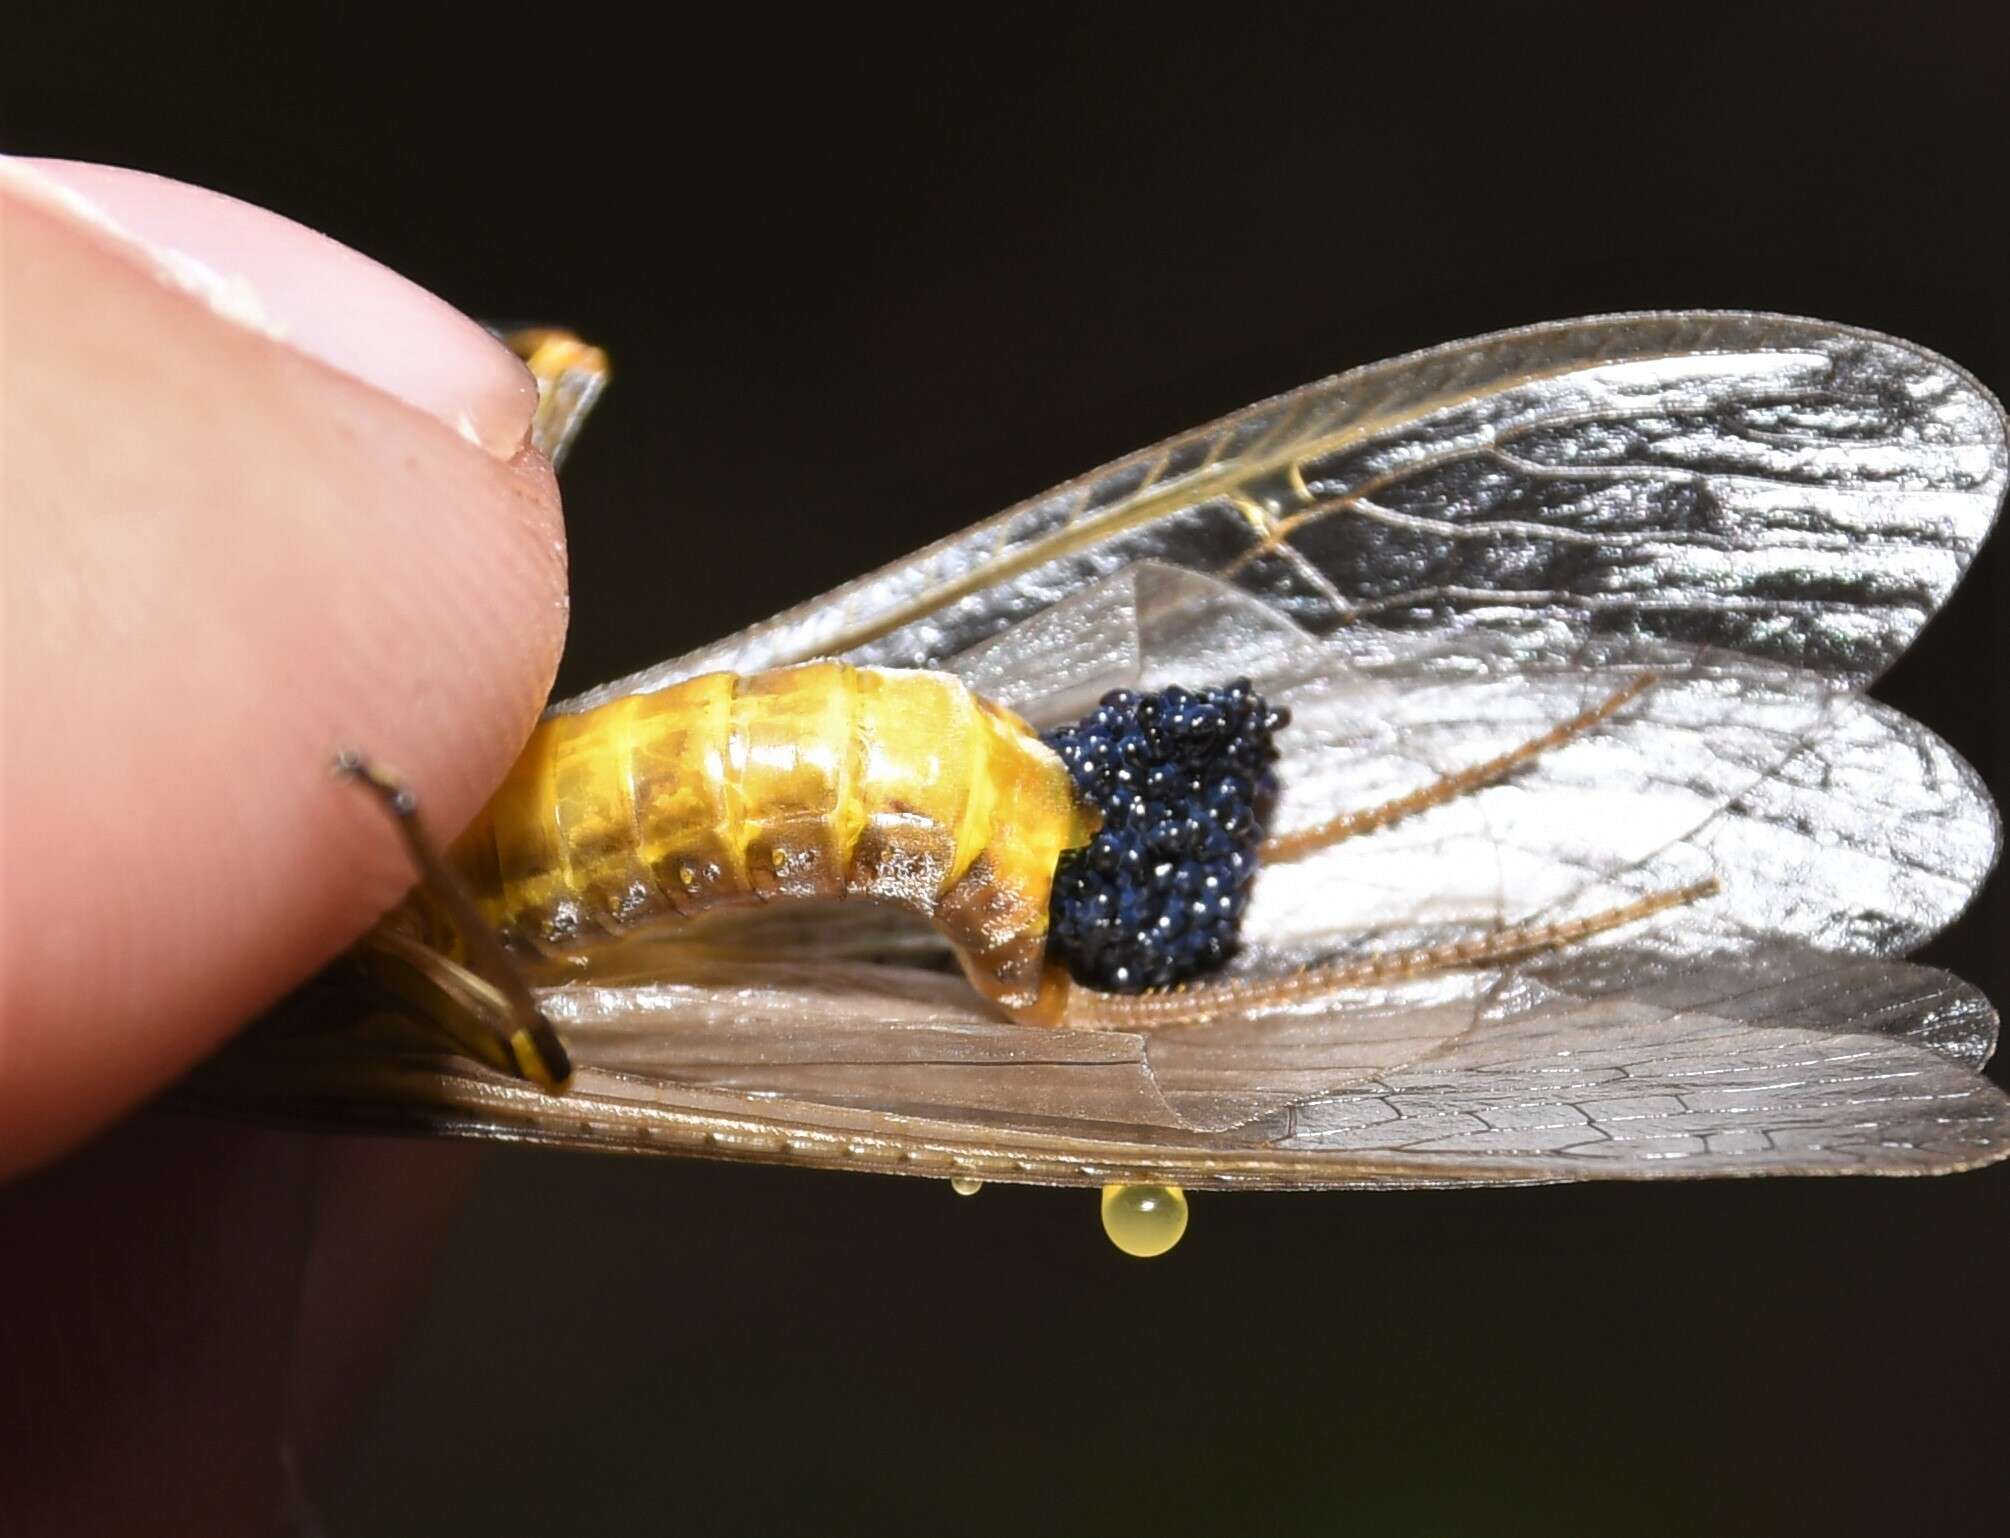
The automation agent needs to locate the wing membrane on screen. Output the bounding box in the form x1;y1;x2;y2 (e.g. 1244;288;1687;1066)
562;312;2006;711
187;944;2004;1187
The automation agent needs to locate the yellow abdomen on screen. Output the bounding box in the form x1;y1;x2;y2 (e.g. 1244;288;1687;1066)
439;663;1100;1019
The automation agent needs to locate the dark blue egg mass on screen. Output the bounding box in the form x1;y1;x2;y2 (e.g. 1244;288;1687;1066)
1042;680;1288;993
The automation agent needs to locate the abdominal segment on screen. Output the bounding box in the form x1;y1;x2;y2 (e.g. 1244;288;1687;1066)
438;663;1099;1017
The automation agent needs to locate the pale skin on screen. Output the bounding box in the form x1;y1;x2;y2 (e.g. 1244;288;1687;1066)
1;160;568;1172
0;162;567;1526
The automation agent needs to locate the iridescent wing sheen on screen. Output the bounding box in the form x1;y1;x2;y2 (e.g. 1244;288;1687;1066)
977;564;2002;964
186;313;2009;1186
561;311;2007;710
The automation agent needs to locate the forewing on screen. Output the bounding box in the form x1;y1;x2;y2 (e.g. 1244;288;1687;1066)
561;311;2006;711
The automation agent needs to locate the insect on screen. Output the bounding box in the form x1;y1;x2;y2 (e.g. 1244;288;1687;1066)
187;312;2008;1253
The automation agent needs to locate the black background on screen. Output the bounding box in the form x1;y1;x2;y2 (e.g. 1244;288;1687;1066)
7;5;2007;1535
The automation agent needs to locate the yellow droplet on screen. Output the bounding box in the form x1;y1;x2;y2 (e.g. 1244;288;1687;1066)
677;862;698;891
1100;1183;1188;1257
949;1176;983;1197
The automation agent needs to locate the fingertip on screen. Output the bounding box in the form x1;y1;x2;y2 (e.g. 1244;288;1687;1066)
0;168;570;1175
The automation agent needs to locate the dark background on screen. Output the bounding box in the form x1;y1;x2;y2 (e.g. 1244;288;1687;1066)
7;5;2007;1535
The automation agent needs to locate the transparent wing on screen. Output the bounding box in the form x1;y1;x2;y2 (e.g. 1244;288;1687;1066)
561;311;2007;712
185;943;2004;1187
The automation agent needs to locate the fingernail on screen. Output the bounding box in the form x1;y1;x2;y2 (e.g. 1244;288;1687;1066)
0;157;537;459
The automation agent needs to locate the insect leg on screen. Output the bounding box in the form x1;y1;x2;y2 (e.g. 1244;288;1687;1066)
497;327;610;471
1261;675;1655;865
1064;878;1719;1030
334;751;573;1091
